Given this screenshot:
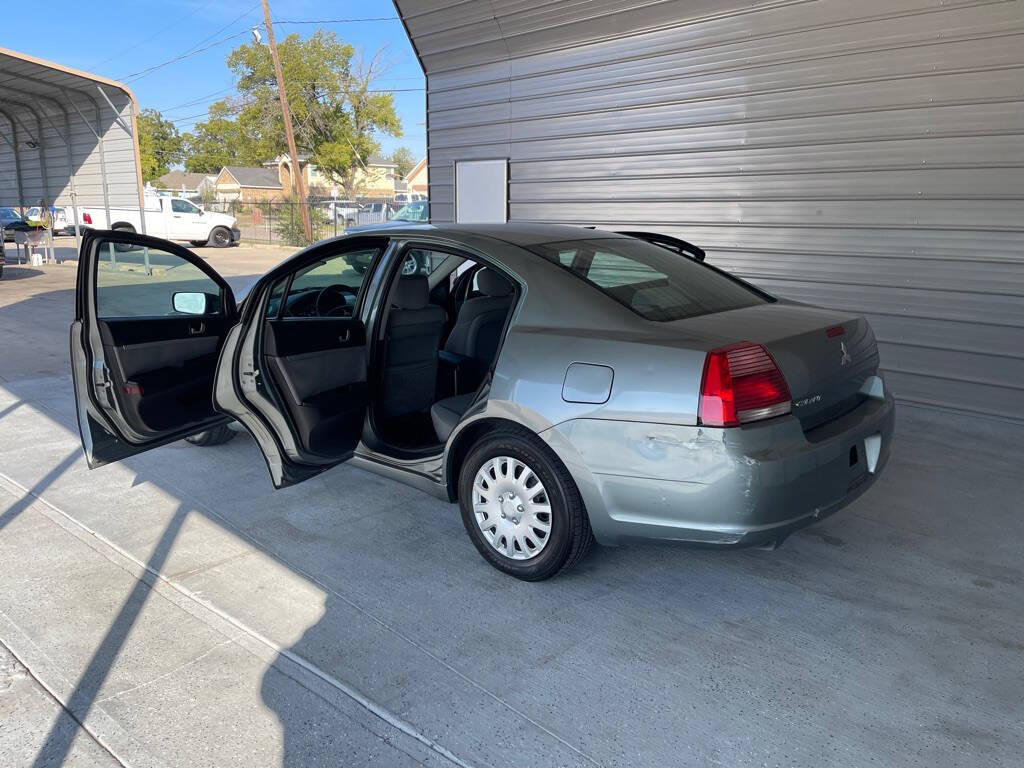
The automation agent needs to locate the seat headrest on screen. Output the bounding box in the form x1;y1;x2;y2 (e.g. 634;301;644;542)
476;269;512;297
392;275;429;310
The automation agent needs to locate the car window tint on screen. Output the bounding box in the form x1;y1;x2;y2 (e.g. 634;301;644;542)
265;276;287;318
530;238;769;322
171;199;197;214
95;240;221;318
403;248;450;277
280;247;381;318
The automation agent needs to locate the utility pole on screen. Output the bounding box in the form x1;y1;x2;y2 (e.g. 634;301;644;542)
261;0;311;243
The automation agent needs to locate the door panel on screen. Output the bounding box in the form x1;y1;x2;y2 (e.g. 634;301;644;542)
264;318;368;457
71;230;236;467
213;237;390;488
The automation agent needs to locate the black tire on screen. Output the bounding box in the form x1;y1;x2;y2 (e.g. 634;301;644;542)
185;424;237;447
111;223;136;251
458;429;594;580
208;226;232;248
189;240;207;247
0;265;4;279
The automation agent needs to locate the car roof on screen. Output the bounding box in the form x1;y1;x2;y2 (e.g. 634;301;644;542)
349;221;632;247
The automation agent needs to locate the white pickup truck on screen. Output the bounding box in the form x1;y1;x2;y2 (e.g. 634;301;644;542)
78;195;241;248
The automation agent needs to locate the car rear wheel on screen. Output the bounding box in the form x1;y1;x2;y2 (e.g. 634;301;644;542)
458;430;594;580
208;226;232;248
189;240;207;247
185;424;236;447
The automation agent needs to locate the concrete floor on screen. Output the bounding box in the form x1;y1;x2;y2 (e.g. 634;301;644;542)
0;245;1021;767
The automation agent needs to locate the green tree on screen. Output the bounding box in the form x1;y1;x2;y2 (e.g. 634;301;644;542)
137;109;183;181
182;100;269;173
390;147;416;178
224;30;402;194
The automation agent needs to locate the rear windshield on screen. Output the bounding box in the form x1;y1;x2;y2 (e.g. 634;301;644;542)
527;238;770;322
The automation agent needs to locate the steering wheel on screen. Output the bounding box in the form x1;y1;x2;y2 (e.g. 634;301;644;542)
315;284;357;316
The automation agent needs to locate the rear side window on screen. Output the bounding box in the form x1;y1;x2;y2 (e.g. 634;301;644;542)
529;238;769;322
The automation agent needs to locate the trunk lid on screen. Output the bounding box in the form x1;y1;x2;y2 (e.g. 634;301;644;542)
673;302;880;430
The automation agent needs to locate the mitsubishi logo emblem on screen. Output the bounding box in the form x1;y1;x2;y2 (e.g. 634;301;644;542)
840;341;852;367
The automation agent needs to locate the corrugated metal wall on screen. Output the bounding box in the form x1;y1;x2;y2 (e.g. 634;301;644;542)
395;0;1024;422
0;49;141;212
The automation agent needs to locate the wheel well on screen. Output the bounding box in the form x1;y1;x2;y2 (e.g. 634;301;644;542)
445;417;535;502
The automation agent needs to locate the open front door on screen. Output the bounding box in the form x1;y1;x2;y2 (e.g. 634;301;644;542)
71;230;237;468
214;237;390;488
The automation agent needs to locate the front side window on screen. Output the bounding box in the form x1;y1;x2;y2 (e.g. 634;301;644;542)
266;246;383;319
95;240;222;318
529;238;769;322
171;199;199;214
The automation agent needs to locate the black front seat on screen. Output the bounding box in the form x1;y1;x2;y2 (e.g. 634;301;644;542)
378;276;445;419
443;268;514;373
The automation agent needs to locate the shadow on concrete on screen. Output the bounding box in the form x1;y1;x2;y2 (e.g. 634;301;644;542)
30;508;189;768
0;266;46;280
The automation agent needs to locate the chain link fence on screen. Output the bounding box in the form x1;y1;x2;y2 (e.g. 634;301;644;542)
203;199;397;247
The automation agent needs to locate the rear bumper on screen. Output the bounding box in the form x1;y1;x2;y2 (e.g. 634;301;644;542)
231;228;242;243
546;389;895;547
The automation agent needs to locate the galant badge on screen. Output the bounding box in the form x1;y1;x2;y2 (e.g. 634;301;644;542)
840;340;852;367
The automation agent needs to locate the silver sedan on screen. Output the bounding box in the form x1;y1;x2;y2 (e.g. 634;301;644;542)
70;223;894;580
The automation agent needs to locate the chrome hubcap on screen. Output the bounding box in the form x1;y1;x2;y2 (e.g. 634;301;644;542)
472;456;552;561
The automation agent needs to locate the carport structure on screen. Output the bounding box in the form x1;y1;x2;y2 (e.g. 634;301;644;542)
0;46;144;248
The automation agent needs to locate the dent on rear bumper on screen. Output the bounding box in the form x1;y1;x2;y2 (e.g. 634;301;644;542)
541;392;895;547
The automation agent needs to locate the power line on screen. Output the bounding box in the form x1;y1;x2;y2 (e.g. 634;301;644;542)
273;17;399;24
88;1;212;69
158;86;239;114
120;30;251;82
118;3;262;83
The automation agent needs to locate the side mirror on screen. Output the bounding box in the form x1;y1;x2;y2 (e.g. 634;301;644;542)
173;292;208;315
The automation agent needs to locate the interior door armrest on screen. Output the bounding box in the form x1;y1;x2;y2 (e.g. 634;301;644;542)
438;349;473;394
439;349;472;367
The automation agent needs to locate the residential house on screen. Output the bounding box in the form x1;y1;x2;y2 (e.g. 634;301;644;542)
214;166;284;202
354;155;398;197
267;154;400;198
155;171;217;198
404;156;428;195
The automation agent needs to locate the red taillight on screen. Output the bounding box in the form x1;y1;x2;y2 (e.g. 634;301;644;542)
699;342;792;427
826;325;845;338
82;212;92;225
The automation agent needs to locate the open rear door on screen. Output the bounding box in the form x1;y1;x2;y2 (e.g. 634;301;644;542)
71;230;237;467
214;236;390;488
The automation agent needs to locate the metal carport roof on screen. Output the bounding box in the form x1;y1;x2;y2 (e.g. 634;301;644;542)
0;46;144;246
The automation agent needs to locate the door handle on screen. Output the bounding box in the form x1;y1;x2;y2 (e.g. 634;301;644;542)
338;330;351;343
188;321;205;336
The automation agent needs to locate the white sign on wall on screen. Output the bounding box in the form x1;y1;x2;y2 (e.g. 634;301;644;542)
455;159;508;223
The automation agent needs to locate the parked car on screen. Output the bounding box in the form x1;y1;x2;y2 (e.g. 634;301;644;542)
356;202;393;225
24;205;73;235
392;200;428;222
1;206;26;242
394;192;427;205
77;195;241;247
69;224;894;580
324;200;361;227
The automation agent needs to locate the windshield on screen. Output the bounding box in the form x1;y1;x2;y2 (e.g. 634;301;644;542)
527;238;771;322
1;207;21;222
392;201;428;222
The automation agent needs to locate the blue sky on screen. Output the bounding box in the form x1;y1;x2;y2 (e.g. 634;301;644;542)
0;0;425;161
